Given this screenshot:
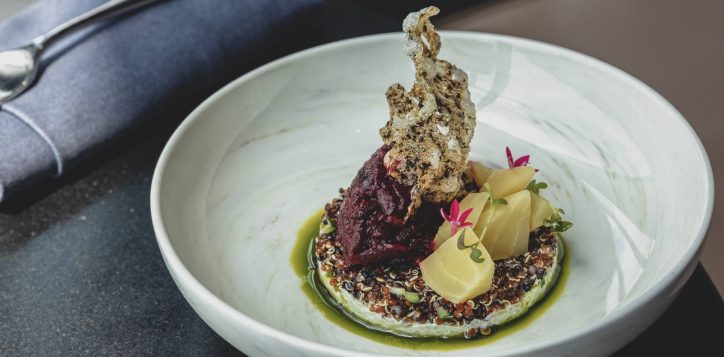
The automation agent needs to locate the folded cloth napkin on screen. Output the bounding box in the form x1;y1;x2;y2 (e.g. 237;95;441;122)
0;0;321;202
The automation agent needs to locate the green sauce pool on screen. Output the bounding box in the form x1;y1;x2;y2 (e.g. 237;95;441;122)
291;209;569;351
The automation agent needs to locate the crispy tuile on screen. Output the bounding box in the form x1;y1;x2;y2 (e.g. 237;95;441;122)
380;6;477;219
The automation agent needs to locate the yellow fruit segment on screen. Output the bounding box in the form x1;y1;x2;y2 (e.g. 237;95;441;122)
420;228;494;303
432;192;490;249
468;161;492;189
473;205;492;239
484;166;536;198
530;192;555;231
476;190;532;260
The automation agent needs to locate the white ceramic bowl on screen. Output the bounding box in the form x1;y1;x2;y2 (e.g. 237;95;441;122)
150;32;714;356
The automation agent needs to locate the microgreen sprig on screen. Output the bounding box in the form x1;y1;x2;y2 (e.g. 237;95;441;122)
456;234;486;263
482;183;508;207
543;208;573;232
526;179;549;194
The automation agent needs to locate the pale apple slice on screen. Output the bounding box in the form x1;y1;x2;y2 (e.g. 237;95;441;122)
432;192;490;249
530;192;556;231
476;190;532;260
468;161;492;188
485;166;536;198
420;228;494;304
473;200;493;239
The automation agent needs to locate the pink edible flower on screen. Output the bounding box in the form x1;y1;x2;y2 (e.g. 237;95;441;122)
440;199;474;235
506;146;538;171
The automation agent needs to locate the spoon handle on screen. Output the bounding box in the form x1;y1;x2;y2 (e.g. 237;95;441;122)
31;0;161;50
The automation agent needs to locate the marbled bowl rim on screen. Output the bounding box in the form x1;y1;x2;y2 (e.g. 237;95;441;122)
150;31;714;356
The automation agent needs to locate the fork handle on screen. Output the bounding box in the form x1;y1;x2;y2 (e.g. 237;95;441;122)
31;0;161;50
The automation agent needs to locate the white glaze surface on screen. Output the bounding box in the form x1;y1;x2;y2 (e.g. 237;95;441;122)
151;32;714;357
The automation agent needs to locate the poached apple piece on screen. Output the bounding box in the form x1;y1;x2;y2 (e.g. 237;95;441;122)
484;166;536;199
420;228;495;304
475;190;532;260
337;6;476;267
530;192;556;231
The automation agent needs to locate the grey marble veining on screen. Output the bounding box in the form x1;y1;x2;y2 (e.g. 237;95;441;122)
152;32;712;356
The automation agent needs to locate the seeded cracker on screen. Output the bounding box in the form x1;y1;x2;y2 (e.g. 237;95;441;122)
380;6;477;219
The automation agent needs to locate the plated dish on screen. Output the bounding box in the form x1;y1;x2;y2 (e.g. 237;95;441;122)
151;8;713;356
306;7;571;341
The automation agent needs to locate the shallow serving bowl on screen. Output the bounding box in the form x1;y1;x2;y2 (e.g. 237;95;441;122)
150;32;714;356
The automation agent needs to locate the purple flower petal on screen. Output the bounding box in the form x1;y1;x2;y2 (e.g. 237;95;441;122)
514;155;530;167
450;199;460;219
440;207;449;221
506;147;515;168
459;207;474;222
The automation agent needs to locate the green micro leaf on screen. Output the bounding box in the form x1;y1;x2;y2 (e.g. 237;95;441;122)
493;198;508;205
543;216;573;233
558;220;573;232
469;247;486;263
456;233;467;250
527;179;549;194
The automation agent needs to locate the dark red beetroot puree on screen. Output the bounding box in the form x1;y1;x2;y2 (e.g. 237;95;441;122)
337;146;442;267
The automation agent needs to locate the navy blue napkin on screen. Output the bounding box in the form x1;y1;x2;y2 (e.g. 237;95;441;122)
0;0;320;201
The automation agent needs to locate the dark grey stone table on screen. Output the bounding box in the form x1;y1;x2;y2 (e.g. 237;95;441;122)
0;1;722;356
